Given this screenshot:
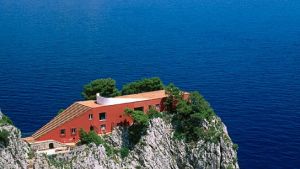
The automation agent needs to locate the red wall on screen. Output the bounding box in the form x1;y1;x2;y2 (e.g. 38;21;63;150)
36;98;164;143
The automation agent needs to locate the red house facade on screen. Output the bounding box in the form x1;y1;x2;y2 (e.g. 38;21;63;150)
30;90;188;145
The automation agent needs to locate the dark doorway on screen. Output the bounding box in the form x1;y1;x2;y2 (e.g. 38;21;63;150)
90;126;94;131
49;143;54;149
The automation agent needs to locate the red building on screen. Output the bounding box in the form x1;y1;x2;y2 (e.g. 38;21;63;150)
29;90;188;146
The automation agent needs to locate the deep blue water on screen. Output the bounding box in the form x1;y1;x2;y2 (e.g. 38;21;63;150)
1;0;300;168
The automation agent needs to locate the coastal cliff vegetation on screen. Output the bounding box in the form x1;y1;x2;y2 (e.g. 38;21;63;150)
82;77;164;100
79;78;237;158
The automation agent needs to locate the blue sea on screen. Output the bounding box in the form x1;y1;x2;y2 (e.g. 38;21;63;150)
0;0;300;168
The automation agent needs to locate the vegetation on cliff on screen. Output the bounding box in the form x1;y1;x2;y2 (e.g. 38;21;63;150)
81;77;164;100
0;77;239;169
82;78;120;99
0;114;13;125
81;77;233;145
78;129;117;156
121;77;164;95
0;114;13;148
0;129;10;147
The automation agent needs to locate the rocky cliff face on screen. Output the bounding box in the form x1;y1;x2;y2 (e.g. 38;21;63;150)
0;112;31;169
34;117;239;169
0;111;239;169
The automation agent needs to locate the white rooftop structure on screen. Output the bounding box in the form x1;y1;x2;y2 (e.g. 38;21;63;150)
96;93;146;105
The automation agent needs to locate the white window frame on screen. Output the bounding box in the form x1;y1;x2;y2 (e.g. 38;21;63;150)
89;114;93;120
71;128;76;135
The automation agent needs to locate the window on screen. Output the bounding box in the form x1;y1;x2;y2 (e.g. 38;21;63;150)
134;107;144;112
60;129;66;135
99;112;106;121
71;128;76;135
100;124;106;131
89;114;93;120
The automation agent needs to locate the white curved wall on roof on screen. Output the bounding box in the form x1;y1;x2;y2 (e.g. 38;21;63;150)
96;93;145;105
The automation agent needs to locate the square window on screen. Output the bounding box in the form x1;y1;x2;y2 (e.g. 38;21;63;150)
89;114;93;120
99;112;106;120
60;129;66;135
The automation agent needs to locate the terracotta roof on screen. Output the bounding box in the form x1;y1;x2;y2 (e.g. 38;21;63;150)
32;103;91;140
117;90;167;99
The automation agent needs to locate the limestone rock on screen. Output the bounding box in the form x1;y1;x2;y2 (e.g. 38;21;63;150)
35;118;239;169
0;110;239;169
0;112;31;169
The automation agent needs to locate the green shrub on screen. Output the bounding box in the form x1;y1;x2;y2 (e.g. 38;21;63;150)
165;89;217;143
78;129;118;156
147;108;162;119
0;129;10;147
121;77;164;95
125;109;149;147
233;143;239;151
79;129;103;146
120;147;129;158
0;115;13;125
104;144;117;157
125;109;149;126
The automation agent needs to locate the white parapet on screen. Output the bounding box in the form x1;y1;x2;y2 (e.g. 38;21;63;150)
96;93;146;105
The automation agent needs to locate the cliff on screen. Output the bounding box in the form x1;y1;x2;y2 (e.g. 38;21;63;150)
0;109;239;169
0;112;31;169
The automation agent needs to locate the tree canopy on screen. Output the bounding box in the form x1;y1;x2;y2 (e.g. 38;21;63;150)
125;108;150;147
170;91;217;142
164;83;183;113
121;77;164;95
82;78;120;100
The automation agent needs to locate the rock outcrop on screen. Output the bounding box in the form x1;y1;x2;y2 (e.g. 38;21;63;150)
34;118;239;169
0;111;239;169
0;112;31;169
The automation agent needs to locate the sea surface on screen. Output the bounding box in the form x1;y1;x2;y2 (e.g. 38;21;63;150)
0;0;300;168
